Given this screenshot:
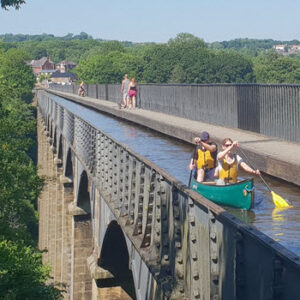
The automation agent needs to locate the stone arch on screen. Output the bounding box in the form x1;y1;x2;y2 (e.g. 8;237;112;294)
98;221;136;299
53;127;57;148
64;148;73;185
57;134;63;162
48;119;53;140
72;170;93;299
77;171;91;215
59;147;74;296
47;116;51;134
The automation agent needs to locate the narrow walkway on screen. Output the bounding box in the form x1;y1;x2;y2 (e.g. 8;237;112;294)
47;89;300;186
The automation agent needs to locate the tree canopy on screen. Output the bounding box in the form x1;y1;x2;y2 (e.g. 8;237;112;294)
1;0;25;10
0;48;35;103
253;53;300;83
74;33;256;84
1;32;300;84
0;47;61;298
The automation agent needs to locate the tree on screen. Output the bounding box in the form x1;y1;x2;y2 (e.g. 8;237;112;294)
0;48;35;103
166;33;214;84
75;51;144;83
0;46;61;298
176;48;212;83
208;51;255;83
73;32;91;40
168;65;185;83
253;53;300;83
82;40;125;59
1;0;25;10
0;98;43;243
141;44;175;83
0;241;62;299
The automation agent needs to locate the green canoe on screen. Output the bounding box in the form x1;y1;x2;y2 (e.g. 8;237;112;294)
190;178;254;210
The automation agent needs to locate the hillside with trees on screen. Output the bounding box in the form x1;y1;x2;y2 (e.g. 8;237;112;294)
208;38;300;57
0;48;62;298
75;33;255;84
1;33;300;84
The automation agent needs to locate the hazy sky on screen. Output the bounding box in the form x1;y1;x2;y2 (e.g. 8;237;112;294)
0;0;299;43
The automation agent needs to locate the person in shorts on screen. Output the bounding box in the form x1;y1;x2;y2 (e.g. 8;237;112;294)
127;78;137;109
120;74;130;108
78;81;85;96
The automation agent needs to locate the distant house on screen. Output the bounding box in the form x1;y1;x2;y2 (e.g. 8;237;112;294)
50;71;77;85
30;56;55;75
291;45;300;52
273;44;300;55
273;45;285;51
56;60;77;73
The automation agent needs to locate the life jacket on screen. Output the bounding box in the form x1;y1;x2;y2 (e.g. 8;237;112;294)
196;148;215;170
219;154;238;183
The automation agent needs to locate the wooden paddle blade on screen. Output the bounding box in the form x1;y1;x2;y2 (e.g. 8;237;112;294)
271;191;292;208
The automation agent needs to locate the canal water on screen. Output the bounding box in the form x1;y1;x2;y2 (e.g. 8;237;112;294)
51;94;300;257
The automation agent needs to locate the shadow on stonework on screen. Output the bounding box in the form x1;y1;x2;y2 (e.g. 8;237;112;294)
97;221;137;299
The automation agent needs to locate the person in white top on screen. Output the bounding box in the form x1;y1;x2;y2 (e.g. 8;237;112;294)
216;138;260;184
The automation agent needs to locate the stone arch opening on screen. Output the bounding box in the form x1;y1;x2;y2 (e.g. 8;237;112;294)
60;147;74;296
77;171;91;215
98;221;136;299
48;120;53;139
47;117;50;133
65;148;73;186
72;170;93;299
58;134;63;161
53;128;57;148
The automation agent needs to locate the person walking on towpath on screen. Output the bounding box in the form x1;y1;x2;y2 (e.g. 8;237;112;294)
189;131;218;182
78;81;85;97
120;74;130;108
216;138;261;184
127;78;137;109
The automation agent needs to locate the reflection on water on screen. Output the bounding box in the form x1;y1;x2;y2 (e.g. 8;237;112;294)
272;208;287;241
51;94;300;256
227;207;255;224
120;125;138;139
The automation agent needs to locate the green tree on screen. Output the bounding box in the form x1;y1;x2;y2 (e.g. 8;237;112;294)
208;51;255;83
168;32;206;53
141;44;175;83
168;65;185;83
0;48;35;103
0;240;62;299
73;32;91;40
167;33;208;83
254;53;300;83
0;46;62;298
0;98;42;243
75;51;144;83
1;0;25;10
82;40;125;59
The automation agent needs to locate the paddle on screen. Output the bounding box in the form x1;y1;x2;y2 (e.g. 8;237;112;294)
188;146;197;187
238;147;292;208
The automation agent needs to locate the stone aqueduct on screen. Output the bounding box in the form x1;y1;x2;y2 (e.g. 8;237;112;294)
37;90;300;299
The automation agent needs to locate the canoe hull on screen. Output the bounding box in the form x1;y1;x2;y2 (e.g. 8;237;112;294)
191;179;254;210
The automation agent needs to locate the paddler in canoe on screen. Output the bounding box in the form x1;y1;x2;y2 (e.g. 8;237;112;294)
189;136;262;210
188;131;218;183
216;138;261;184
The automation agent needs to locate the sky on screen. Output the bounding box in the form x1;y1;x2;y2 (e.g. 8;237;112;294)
0;0;300;43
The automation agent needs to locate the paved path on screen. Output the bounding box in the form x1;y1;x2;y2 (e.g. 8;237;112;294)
46;89;300;186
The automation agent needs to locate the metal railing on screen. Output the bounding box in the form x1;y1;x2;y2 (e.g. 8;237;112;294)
49;83;300;143
38;89;300;299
